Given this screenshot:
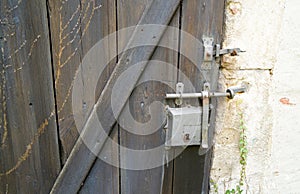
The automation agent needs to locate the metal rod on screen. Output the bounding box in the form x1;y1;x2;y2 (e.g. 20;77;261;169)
210;92;230;97
165;92;230;99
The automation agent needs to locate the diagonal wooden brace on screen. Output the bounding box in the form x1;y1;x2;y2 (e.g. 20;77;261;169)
50;0;181;193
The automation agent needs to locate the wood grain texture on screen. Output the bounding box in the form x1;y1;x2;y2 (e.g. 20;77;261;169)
0;0;226;193
118;0;179;193
173;147;206;194
78;0;119;193
47;0;114;163
0;0;61;193
48;1;120;192
173;0;225;193
47;0;84;163
79;126;119;194
50;1;181;193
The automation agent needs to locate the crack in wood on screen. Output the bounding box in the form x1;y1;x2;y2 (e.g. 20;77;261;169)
0;47;8;149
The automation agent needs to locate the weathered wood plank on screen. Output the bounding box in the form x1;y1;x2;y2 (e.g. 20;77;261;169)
173;146;206;194
79;126;119;194
118;0;180;193
47;0;84;163
161;150;175;194
173;0;225;193
48;0;118;173
78;0;119;193
50;1;181;193
0;0;61;193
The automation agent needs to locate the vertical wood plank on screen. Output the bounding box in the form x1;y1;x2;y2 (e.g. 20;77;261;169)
118;0;179;193
48;0;119;192
47;0;84;163
118;1;153;193
117;1;150;193
173;147;206;194
173;0;225;193
161;5;182;194
79;0;119;193
0;0;61;193
79;126;119;194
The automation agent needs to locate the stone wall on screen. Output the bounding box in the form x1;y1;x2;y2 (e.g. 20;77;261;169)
210;0;291;193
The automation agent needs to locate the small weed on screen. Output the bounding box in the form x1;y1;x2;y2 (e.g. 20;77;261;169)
225;112;247;194
211;112;248;194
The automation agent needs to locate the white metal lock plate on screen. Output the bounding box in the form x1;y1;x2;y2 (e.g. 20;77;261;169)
165;106;202;147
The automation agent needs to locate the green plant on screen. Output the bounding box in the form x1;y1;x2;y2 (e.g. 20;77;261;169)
225;112;248;194
210;179;219;193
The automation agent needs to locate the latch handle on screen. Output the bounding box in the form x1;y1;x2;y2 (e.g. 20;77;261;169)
165;86;246;100
226;85;247;99
201;83;210;149
215;44;246;57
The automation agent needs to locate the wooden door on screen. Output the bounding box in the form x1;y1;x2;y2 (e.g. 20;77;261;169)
0;0;225;193
0;0;61;193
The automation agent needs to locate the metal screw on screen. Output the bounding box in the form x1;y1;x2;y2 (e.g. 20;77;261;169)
184;134;190;141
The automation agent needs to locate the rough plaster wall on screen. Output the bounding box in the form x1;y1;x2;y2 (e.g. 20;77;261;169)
210;0;286;193
268;0;300;192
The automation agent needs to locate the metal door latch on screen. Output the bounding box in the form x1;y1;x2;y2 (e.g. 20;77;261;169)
165;82;246;149
203;36;245;62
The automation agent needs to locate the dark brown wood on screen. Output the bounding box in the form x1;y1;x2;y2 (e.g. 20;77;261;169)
0;0;61;193
173;0;225;193
118;0;180;193
79;126;119;194
50;1;181;193
47;0;82;163
47;0;85;164
78;0;120;193
48;1;120;192
0;0;226;193
162;149;175;194
173;147;206;194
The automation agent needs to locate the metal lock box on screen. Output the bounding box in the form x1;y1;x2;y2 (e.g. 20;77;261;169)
165;106;202;147
164;38;246;149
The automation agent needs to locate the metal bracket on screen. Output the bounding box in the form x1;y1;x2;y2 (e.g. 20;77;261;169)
203;37;245;62
203;37;214;62
215;44;245;57
175;82;184;106
201;83;210;148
